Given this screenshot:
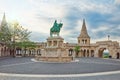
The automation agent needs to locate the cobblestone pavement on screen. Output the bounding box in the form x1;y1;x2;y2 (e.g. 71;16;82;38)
0;57;120;80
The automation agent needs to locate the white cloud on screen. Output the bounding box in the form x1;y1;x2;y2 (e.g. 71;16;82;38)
91;26;109;33
0;0;120;43
115;0;120;4
75;20;83;32
18;11;50;33
108;11;120;22
28;0;66;19
18;0;67;36
65;0;114;14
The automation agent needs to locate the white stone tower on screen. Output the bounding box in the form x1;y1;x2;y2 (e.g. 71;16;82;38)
78;19;90;45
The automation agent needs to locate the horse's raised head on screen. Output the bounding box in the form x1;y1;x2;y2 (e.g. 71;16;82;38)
58;23;63;28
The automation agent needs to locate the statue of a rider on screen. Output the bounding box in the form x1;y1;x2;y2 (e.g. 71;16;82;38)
50;20;63;37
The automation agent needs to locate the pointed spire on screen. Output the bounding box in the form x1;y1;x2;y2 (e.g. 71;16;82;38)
3;12;6;21
79;19;90;38
0;12;7;27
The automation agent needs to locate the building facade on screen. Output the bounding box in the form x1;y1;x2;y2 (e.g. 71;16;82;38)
35;19;120;59
0;13;120;59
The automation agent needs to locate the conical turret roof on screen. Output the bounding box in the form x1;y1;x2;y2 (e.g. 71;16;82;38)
0;13;8;30
0;13;7;27
79;19;90;38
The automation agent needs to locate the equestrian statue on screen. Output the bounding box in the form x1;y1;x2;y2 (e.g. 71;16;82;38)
50;20;63;37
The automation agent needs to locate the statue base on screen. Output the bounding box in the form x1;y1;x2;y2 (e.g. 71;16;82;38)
35;36;74;62
35;56;73;62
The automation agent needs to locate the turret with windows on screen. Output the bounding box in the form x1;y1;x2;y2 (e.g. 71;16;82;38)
78;19;90;45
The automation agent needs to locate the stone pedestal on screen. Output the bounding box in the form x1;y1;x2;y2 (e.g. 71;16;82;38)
35;36;73;62
47;36;64;47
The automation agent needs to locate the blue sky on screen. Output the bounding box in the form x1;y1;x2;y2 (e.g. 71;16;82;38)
0;0;120;43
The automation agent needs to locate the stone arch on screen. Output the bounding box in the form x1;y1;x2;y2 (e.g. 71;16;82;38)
68;48;73;56
91;50;94;57
95;46;111;58
98;48;105;58
82;39;84;44
16;47;22;56
29;48;36;56
37;49;41;55
116;52;120;59
83;49;86;57
94;41;119;58
85;40;87;44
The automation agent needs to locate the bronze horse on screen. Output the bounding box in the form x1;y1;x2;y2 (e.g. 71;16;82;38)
50;20;63;37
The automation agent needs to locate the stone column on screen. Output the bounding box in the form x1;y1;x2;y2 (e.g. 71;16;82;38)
89;50;91;57
94;49;99;57
52;40;54;47
57;40;59;47
41;49;45;57
73;50;76;60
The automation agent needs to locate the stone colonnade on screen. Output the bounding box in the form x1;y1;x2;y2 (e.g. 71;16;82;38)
15;48;41;57
77;49;94;57
0;45;10;57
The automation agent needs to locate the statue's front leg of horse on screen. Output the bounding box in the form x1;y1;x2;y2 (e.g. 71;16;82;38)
57;32;59;36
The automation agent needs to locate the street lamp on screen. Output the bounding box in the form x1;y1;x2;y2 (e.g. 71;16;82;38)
108;35;110;41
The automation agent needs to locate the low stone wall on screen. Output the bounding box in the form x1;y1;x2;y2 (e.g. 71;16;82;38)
35;56;73;62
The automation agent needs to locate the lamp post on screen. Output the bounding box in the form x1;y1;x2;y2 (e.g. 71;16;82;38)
108;35;110;41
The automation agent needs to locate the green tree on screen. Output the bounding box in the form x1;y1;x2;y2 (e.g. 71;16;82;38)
0;21;32;57
74;46;80;57
11;22;31;42
0;21;31;47
0;22;12;44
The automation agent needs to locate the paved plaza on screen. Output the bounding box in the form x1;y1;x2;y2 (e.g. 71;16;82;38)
0;57;120;80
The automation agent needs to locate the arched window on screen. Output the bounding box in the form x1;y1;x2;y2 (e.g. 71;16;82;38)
78;40;80;43
91;50;94;57
117;52;120;59
82;39;84;44
37;49;41;56
83;49;86;57
69;49;73;56
85;40;87;44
